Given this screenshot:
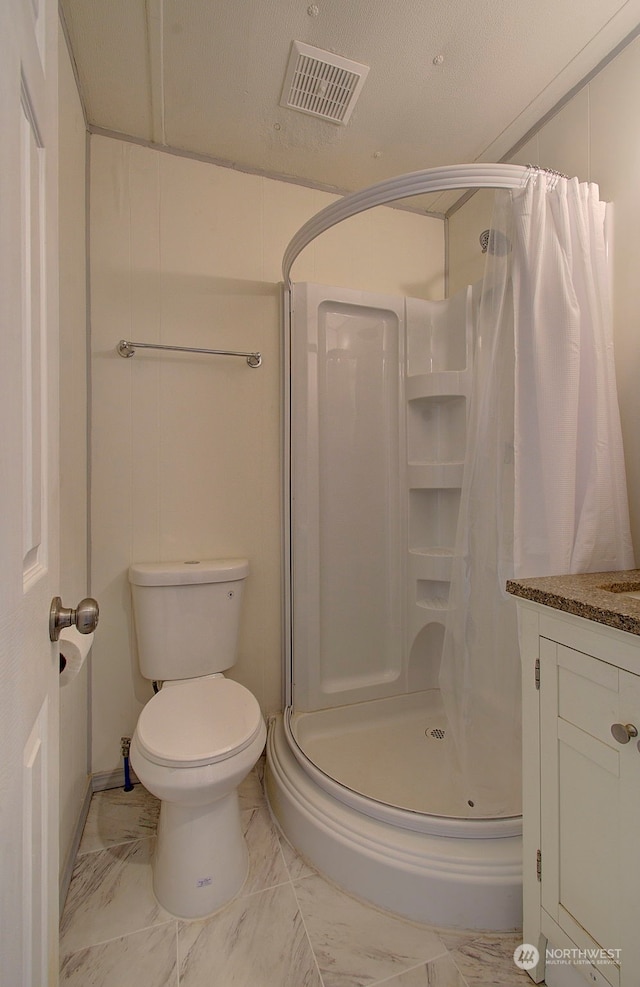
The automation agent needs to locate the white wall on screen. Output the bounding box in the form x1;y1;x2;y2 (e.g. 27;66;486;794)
448;35;640;554
58;30;90;873
89;135;445;774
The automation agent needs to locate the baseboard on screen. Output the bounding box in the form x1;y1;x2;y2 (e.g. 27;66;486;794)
59;776;93;914
91;766;140;792
59;768;142;913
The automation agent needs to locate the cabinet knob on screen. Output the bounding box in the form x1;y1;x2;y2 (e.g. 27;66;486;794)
610;722;638;744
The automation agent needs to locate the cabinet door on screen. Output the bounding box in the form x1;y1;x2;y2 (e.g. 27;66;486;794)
540;641;640;986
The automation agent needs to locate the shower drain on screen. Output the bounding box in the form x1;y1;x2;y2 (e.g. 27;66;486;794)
425;726;446;740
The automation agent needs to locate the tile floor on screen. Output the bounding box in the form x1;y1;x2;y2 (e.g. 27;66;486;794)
59;763;540;986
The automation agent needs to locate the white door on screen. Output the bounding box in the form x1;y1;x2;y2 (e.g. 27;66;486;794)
0;0;60;983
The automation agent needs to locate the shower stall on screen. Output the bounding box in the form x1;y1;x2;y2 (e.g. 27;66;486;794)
267;280;522;931
265;164;632;930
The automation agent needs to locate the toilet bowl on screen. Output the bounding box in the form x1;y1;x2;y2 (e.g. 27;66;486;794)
128;559;266;919
131;677;266;918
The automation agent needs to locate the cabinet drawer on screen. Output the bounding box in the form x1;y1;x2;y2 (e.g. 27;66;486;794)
555;644;619;746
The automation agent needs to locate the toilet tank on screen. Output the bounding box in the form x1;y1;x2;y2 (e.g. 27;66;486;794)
129;559;248;681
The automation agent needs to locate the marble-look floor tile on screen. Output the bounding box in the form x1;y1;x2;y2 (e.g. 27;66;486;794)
435;929;488;954
450;933;534;985
238;767;267;810
61;777;541;987
60;923;177;986
277;832;317;881
178;883;322;987
370;953;468;986
60;837;172;959
241;803;290;895
293;873;447;987
78;785;160;854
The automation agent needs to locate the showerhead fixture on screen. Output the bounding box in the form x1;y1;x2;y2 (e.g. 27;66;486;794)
479;229;511;256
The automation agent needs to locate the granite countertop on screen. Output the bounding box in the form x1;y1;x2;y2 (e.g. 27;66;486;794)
506;569;640;636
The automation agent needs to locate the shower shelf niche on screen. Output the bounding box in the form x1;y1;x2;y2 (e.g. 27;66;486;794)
405;288;473;677
416;580;450;610
408;489;462;549
409;548;454;582
408;463;464;489
406;291;468;373
407;395;467;464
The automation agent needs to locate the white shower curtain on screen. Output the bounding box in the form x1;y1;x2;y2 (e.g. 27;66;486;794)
439;175;635;814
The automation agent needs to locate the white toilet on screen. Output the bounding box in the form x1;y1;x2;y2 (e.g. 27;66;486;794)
129;558;266;919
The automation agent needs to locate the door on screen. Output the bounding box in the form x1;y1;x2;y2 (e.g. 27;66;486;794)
0;0;60;983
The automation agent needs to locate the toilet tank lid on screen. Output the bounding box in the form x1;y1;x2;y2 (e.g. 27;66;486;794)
129;558;249;586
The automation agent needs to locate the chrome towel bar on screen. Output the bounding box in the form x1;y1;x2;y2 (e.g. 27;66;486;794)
117;339;262;368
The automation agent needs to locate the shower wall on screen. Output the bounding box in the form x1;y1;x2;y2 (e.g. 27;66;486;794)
290;282;473;712
291;285;404;709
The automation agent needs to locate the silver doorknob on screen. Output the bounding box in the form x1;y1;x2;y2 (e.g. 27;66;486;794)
610;722;638;744
49;596;99;642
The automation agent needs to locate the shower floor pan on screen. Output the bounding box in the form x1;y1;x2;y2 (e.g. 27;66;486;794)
266;692;522;930
290;689;521;818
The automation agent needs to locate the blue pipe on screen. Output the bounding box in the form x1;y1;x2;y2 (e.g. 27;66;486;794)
123;754;134;792
121;737;134;792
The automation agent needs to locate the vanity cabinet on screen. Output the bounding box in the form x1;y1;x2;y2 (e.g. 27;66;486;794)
516;601;640;987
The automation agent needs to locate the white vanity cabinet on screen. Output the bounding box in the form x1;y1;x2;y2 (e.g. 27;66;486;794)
516;601;640;987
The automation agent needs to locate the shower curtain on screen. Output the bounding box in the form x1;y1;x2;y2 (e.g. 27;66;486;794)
440;175;635;814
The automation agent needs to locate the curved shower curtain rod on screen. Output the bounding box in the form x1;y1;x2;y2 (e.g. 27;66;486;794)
282;162;559;285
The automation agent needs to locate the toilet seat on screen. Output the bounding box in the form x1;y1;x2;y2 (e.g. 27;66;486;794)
135;677;263;768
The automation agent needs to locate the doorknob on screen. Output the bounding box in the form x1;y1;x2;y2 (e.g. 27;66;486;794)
49;596;99;642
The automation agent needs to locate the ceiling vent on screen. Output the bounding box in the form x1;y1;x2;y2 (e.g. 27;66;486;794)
280;41;369;125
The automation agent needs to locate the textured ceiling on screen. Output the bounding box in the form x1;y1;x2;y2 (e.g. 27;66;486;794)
61;0;640;214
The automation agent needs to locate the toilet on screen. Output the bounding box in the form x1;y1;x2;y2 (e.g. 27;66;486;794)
129;558;266;919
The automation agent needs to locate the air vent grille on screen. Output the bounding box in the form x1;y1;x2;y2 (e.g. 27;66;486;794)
280;41;369;125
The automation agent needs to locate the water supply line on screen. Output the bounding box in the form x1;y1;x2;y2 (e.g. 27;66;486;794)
121;736;134;792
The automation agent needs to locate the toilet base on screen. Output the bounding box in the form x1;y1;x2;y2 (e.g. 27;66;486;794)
154;790;248;919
